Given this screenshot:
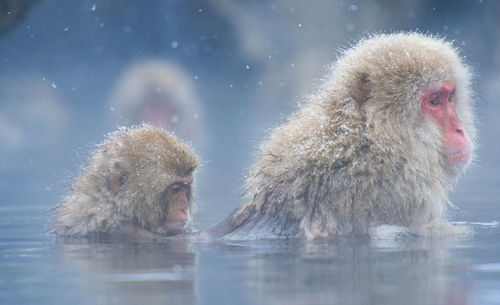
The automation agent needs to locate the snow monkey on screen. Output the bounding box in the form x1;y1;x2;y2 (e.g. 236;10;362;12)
108;60;202;143
210;33;476;239
51;124;199;240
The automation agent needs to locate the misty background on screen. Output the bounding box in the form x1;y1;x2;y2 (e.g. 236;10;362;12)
0;0;499;230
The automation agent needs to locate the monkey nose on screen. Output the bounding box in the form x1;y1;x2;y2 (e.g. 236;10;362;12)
455;126;469;142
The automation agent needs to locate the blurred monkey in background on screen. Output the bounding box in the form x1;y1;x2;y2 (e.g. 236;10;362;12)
108;59;202;145
0;74;69;170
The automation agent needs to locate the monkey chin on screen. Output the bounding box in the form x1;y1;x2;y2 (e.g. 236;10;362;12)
165;221;188;236
447;148;471;164
445;147;472;177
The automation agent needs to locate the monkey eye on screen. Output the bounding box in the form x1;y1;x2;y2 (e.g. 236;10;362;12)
430;97;440;106
170;185;183;194
448;92;453;102
167;183;188;196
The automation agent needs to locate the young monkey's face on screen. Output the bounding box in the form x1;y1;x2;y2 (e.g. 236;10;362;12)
164;176;193;235
109;161;195;236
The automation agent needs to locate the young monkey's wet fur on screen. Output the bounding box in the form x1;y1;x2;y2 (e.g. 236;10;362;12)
50;124;199;241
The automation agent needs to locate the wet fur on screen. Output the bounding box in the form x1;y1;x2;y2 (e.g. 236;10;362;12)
218;33;476;239
50;124;199;239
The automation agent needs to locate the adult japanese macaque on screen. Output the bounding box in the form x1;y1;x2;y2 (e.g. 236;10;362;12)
51;124;199;241
211;33;476;239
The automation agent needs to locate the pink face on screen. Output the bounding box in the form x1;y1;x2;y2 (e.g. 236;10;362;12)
138;97;178;130
421;82;471;164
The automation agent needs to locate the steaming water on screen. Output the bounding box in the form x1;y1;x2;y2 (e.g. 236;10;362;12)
1;1;499;304
1;192;499;305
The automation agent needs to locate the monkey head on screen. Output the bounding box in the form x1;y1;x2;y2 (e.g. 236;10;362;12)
330;33;476;183
108;60;202;142
52;124;200;238
101;124;199;235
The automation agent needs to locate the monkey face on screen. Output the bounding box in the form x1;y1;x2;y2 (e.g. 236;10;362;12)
164;176;193;235
137;94;179;131
106;154;195;236
421;81;472;168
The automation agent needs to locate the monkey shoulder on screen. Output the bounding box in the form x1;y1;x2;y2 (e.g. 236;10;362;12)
51;187;125;237
250;108;372;200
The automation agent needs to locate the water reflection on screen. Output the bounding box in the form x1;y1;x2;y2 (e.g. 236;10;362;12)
57;240;197;305
2;208;499;305
197;236;476;305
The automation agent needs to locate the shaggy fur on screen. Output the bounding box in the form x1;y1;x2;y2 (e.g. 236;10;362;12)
217;33;476;239
51;124;199;238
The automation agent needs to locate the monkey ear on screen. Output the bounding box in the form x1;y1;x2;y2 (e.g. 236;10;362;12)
352;72;371;108
110;161;128;194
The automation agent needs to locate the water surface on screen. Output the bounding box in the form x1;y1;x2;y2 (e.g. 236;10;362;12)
1;202;499;305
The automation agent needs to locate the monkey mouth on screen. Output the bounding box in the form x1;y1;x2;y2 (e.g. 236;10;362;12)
166;220;187;235
447;147;471;164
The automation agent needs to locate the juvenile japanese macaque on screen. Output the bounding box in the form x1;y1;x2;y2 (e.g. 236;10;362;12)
51;124;199;240
211;33;476;239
